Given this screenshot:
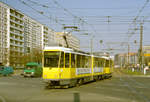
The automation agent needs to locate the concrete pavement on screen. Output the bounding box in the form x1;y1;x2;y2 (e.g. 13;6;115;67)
0;70;150;102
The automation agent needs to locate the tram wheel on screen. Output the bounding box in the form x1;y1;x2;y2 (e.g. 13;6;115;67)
63;85;69;89
76;79;83;87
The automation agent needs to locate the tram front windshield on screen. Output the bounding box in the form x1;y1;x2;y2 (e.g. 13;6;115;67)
44;51;60;67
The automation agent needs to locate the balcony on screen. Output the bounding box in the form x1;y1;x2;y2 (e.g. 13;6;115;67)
10;36;24;42
10;13;23;21
10;19;24;26
10;48;24;53
10;25;24;31
10;31;24;37
10;42;24;48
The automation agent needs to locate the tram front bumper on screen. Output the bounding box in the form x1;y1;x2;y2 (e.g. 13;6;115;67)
44;79;71;86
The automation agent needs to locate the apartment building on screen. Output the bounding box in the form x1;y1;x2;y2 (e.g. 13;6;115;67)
56;32;80;50
43;26;58;48
0;2;59;68
0;2;9;66
24;15;43;53
0;2;25;67
9;8;24;68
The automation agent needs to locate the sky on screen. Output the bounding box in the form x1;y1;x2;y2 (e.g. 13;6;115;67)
1;0;150;55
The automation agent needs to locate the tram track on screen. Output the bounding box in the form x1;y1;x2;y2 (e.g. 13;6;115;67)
0;96;6;102
1;71;150;102
117;70;150;102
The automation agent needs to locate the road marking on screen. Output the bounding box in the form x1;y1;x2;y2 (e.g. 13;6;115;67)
0;96;6;102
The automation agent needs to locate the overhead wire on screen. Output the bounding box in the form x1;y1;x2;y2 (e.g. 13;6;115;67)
11;0;150;53
18;0;65;29
126;0;149;38
52;0;98;37
119;0;150;53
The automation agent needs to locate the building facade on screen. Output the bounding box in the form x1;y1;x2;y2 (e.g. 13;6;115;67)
114;53;138;68
0;2;9;66
143;45;150;65
0;2;25;68
43;26;58;47
56;32;80;50
0;2;60;68
9;8;24;68
24;15;43;53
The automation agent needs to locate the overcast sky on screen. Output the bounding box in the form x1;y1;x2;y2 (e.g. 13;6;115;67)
1;0;150;55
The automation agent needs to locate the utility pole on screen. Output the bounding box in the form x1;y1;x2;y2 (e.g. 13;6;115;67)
90;35;95;55
91;37;93;55
139;23;143;71
127;44;130;70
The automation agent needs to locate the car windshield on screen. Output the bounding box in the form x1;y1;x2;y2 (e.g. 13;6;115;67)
25;66;35;70
44;51;60;67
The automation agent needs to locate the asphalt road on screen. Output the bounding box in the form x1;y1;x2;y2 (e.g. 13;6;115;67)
0;70;150;102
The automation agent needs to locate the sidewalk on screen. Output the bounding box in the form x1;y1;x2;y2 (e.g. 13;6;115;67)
131;75;150;77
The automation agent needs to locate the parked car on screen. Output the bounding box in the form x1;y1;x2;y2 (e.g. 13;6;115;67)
0;66;14;76
23;62;42;77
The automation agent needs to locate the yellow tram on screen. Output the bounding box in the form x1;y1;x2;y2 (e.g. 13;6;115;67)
42;47;113;88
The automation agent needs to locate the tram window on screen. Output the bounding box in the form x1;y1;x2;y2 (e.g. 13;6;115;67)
44;51;60;67
88;57;92;68
94;58;98;68
96;58;98;68
104;60;106;67
100;59;104;67
96;61;98;67
65;53;69;68
105;60;109;67
98;59;100;67
93;58;95;68
71;54;75;68
81;55;85;68
98;59;102;67
60;52;64;68
77;55;81;68
110;61;112;67
85;56;89;68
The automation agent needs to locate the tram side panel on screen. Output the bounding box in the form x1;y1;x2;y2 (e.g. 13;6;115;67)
93;57;106;80
73;54;93;83
43;49;113;88
103;59;112;78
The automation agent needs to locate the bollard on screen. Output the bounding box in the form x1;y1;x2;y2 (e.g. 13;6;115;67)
144;68;146;75
132;68;134;72
144;66;149;75
74;92;80;102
